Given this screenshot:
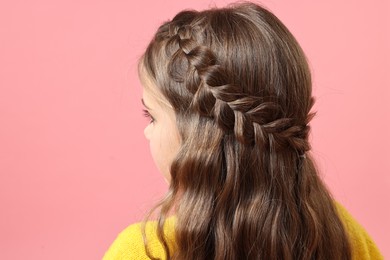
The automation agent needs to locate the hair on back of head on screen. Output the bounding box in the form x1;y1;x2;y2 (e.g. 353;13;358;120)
139;2;351;259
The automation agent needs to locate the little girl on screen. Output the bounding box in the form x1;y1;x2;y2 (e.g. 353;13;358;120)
104;2;382;259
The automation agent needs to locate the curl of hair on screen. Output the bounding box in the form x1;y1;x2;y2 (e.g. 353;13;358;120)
140;2;351;260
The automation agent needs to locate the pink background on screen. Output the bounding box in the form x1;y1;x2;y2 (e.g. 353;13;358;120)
0;0;388;259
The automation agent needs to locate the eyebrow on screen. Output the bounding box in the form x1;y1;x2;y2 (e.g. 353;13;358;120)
141;98;151;110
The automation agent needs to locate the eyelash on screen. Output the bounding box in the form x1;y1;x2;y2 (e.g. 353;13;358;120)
142;109;155;123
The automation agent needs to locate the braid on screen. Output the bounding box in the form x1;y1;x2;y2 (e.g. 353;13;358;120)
172;24;312;154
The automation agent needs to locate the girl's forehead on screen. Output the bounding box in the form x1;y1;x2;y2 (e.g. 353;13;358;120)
140;74;173;110
138;66;154;90
138;65;159;98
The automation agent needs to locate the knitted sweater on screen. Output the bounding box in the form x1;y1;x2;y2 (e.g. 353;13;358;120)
103;203;383;259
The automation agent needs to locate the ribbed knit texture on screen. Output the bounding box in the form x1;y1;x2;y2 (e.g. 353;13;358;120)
103;202;383;259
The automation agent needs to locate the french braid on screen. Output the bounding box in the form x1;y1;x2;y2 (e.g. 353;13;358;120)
173;23;314;154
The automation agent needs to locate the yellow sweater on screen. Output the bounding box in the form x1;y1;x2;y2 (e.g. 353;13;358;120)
103;203;383;259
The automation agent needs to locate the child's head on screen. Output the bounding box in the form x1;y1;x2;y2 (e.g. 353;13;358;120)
138;2;350;259
139;2;314;182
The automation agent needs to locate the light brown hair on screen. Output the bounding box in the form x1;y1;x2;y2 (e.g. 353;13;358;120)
140;2;351;259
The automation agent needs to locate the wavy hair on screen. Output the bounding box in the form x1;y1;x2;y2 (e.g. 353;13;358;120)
139;2;351;259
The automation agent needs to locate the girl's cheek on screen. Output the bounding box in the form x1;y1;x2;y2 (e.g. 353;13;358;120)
144;124;152;140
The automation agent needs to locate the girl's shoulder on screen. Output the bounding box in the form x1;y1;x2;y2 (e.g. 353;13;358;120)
102;216;176;260
103;204;383;260
334;202;383;260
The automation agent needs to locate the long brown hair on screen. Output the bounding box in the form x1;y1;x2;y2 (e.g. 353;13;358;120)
140;2;351;259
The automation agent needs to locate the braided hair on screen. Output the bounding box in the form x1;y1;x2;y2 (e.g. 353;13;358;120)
140;2;351;259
